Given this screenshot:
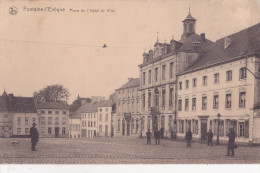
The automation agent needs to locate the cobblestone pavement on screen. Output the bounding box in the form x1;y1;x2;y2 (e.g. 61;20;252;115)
0;137;260;164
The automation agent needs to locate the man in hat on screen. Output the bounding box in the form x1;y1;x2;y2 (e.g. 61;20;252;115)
146;129;152;145
226;128;236;156
185;128;192;147
30;122;39;151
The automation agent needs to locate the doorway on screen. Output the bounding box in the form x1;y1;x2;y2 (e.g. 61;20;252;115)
105;125;108;137
201;119;207;140
122;120;125;135
127;119;130;136
55;127;59;138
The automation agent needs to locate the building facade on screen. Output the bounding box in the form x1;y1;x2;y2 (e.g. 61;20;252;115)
37;102;69;138
115;78;141;137
97;100;113;137
177;23;260;144
138;10;213;138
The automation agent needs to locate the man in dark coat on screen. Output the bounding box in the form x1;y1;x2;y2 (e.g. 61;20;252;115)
207;129;213;146
146;129;152;145
185;128;192;147
30;123;39;151
226;128;236;156
155;129;160;145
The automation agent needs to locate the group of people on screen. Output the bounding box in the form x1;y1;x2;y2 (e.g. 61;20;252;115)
146;128;237;156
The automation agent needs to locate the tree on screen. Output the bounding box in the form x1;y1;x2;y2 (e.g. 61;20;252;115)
33;84;70;103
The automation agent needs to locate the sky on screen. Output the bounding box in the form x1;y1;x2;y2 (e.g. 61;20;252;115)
0;0;260;103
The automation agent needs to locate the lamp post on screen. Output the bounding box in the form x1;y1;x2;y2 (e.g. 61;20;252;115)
216;113;221;145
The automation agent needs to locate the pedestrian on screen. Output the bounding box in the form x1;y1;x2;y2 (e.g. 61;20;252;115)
185;128;192;147
171;130;174;141
146;129;152;145
160;128;164;139
226;128;236;156
155;129;160;145
207;129;213;146
30;122;39;151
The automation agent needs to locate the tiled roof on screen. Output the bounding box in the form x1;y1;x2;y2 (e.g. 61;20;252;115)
178;33;213;52
9;96;37;113
36;102;69;110
98;99;113;107
0;96;12;111
116;78;140;90
185;23;260;72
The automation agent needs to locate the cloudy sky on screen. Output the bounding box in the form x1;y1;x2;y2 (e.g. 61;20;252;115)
0;0;260;103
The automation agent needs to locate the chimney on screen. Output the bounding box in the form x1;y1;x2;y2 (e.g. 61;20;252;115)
200;33;205;42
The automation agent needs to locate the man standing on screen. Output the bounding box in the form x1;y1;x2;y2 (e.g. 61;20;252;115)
207;129;213;146
226;128;236;156
146;129;152;145
185;128;192;147
30;122;39;151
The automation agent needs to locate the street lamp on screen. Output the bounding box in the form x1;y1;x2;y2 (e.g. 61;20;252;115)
216;113;221;145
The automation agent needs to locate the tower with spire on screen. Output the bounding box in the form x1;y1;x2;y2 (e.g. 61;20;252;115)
181;5;196;40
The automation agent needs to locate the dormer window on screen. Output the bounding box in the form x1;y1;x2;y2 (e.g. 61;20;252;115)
224;36;231;49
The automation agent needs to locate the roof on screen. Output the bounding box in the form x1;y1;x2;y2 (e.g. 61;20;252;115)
116;78;140;91
184;23;260;73
9;96;37;113
98;99;113;107
0;95;12;112
36;102;69;110
178;33;213;52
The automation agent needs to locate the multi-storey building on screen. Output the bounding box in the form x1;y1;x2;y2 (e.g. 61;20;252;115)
177;23;260;144
97;100;113;137
37;102;69;138
69;113;81;139
0;91;38;137
115;78;141;136
138;10;213;137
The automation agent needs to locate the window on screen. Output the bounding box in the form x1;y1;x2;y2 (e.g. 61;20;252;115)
99;114;102;122
239;92;246;108
226;94;232;108
202;96;207;110
48;127;52;134
239;122;245;137
25;117;28;125
105;114;108;122
62;127;66;134
17;128;21;134
162;89;166;107
48;111;52;114
170;62;174;79
148;91;151;108
41;127;45;134
178;100;182;111
203;76;208;85
94;122;96;127
155;68;158;82
41;117;45;125
88;121;90;127
118;118;120;131
213;95;219;109
62;111;67;115
25;128;29;134
142;93;145;108
143;72;146;85
48;117;52;125
62;117;66;125
178;120;184;133
162;65;166;80
131;119;134;133
226;70;232;81
169;88;173;106
192;78;197;87
179;82;182;90
41;110;45;114
148;70;151;84
99;108;102;112
55;117;59;125
214;73;219;84
192;120;198;134
17;117;21;126
185;99;189;111
55;111;59;114
192;98;196;110
99;125;102;132
168;115;173;132
226;119;237;137
239;67;247;79
32;118;36;123
147;116;151;130
185;80;189;89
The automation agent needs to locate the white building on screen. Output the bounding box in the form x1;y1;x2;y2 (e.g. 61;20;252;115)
177;23;260;144
97;100;113;137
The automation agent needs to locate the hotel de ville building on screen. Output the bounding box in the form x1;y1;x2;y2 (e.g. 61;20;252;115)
116;9;260;144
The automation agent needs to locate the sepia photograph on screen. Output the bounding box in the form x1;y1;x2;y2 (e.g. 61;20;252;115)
0;0;260;169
